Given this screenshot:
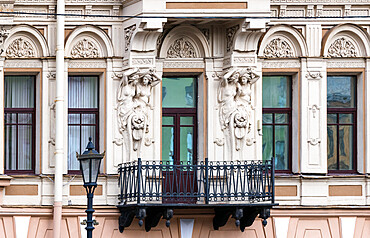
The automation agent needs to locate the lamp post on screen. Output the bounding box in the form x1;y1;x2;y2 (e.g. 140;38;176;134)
77;137;105;238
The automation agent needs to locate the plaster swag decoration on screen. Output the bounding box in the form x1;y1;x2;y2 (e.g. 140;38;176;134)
6;38;35;58
327;37;357;57
263;38;294;58
124;24;136;52
116;68;161;160
217;67;260;160
70;38;99;58
167;38;196;58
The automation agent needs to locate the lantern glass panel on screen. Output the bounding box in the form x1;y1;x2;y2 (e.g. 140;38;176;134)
90;158;101;184
80;159;91;184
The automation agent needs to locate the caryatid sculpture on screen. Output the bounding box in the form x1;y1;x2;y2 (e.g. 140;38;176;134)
217;67;260;159
117;68;161;160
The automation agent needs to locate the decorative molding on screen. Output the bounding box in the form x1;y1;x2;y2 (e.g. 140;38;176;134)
226;25;239;52
124;24;136;52
5;59;42;68
167;38;197;58
327;59;365;68
306;72;322;80
70;38;99;58
262;60;300;68
68;60;106;68
327;37;357;58
6;38;36;58
263;38;294;58
47;71;56;80
308;104;321;146
131;57;154;67
233;56;255;66
214;138;225;146
163;60;204;69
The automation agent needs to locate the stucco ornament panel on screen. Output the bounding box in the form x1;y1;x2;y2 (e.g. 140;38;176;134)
327;37;357;57
167;38;196;58
124;24;136;52
217;67;260;160
116;68;161;161
226;25;239;52
70;38;99;58
0;27;9;55
6;38;35;58
263;38;294;58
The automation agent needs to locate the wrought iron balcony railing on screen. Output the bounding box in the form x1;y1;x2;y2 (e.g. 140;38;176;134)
117;158;277;233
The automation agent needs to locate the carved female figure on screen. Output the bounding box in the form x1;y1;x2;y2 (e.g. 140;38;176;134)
237;67;260;105
217;69;240;130
135;69;161;110
117;68;139;133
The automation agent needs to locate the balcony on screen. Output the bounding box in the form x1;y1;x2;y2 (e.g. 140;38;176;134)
117;158;277;233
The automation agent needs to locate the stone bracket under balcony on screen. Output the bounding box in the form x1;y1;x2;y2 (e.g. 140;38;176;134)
117;203;275;232
117;158;277;232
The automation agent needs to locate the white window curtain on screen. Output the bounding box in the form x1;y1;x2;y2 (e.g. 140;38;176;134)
68;76;98;171
4;76;34;171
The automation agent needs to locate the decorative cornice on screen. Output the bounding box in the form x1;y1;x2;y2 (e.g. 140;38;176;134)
167;38;197;58
6;38;36;58
327;37;357;58
263;38;294;58
70;38;99;58
124;24;136;52
226;25;239;52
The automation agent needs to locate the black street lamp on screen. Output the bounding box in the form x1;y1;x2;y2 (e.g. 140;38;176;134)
77;137;105;238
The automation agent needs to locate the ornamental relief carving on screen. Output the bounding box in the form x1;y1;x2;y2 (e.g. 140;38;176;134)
217;67;260;160
115;68;161;161
327;37;357;57
263;38;294;58
124;24;136;52
226;25;239;52
70;38;99;58
6;38;36;58
167;38;197;58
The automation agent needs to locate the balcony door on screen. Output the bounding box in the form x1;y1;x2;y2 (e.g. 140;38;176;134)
162;77;197;203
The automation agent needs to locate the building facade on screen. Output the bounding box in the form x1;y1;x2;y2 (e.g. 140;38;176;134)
0;0;369;237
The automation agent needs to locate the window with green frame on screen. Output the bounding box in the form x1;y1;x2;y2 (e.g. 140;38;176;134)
262;76;292;171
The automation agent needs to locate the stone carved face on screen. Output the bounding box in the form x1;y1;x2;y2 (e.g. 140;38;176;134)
142;74;151;85
132;115;145;130
234;113;248;128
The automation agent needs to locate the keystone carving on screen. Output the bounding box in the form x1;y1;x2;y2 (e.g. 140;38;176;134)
116;68;161;161
6;38;35;58
217;67;260;160
327;37;357;58
263;38;294;58
70;38;99;58
167;38;196;58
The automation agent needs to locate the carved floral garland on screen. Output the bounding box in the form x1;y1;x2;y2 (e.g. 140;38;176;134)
327;37;357;58
167;38;196;58
263;38;294;58
70;38;99;58
6;38;35;58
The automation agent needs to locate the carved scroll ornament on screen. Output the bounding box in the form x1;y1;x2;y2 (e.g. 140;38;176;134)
6;38;35;58
167;38;196;58
263;38;294;58
327;37;357;58
124;24;136;52
70;38;99;58
217;67;260;159
116;68;161;160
